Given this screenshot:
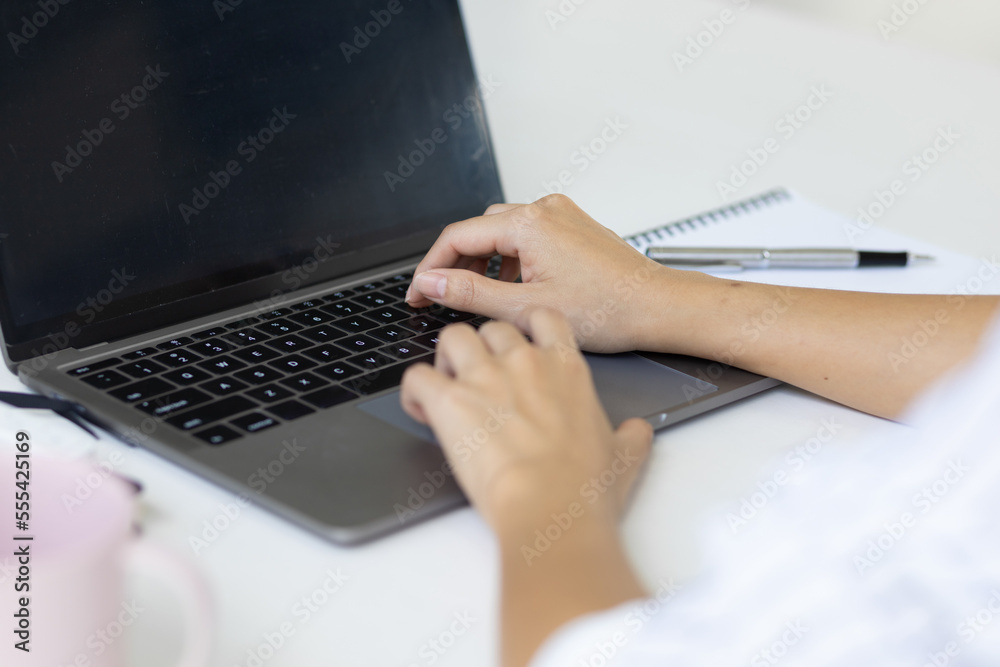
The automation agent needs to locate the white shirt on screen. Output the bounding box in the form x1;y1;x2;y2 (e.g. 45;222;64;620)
532;316;1000;667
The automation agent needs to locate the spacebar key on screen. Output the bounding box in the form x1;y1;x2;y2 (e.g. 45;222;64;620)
166;396;258;431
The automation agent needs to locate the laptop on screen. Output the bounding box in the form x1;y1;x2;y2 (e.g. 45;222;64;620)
0;0;779;544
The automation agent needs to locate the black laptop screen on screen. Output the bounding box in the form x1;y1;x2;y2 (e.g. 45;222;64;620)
0;0;502;353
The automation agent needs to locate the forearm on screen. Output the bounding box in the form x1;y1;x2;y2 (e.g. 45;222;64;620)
637;268;1000;419
497;508;644;667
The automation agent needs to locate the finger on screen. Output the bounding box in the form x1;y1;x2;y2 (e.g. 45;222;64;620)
412;210;525;281
434;323;492;378
521;307;577;350
498;255;521;283
399;362;454;426
478;320;528;357
409;268;531;321
611;418;654;507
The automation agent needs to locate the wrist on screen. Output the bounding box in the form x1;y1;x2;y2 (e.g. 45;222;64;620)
629;265;730;355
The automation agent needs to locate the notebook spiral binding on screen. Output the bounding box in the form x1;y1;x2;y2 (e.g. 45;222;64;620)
625;188;792;253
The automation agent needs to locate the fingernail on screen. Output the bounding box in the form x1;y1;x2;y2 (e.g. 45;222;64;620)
414;271;447;299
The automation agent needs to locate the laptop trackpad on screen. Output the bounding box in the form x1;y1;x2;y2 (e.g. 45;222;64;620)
357;353;718;444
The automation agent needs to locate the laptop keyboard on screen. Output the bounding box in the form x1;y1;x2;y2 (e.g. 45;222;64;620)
65;271;490;446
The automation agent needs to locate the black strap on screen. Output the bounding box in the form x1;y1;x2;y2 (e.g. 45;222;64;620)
0;392;99;438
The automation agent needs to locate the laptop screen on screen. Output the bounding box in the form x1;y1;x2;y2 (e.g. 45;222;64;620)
0;0;502;357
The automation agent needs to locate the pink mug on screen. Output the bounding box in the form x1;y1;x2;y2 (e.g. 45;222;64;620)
1;442;212;667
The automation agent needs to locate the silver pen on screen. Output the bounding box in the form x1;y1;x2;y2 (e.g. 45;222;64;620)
645;247;935;271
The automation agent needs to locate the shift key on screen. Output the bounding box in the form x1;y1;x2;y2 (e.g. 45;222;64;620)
166;396;258;431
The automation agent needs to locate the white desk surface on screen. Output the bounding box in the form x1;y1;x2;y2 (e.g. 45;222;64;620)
3;1;1000;665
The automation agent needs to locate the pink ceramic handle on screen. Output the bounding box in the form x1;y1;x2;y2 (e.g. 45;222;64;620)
126;541;213;667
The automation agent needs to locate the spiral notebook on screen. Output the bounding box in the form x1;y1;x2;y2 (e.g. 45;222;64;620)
621;189;989;295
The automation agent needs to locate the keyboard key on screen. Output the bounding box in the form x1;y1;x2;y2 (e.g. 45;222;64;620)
246;384;294;403
109;377;175;403
68;359;118;376
120;359;168;379
314;361;362;382
401;315;445;334
351;292;393;309
194;425;242;446
224;329;271;347
386;273;412;283
199;376;248;396
231;412;280;434
267;400;315;421
268;355;317;374
290;299;325;311
369;325;414;344
300;325;343;344
347;351;395;372
335;334;381;354
279;372;327;393
137;388;212;418
197;356;248;375
257;318;303;336
383;342;428;360
301;385;357;409
231;345;282;364
191;339;237;356
81;370;130;389
368;307;409;324
156;337;193;351
413;332;442;349
302;344;348;363
191;327;227;340
260;308;292;320
384;283;410;298
344;356;431;396
121;347;158;361
326;289;355;300
155;349;204;368
320;301;367;317
355;281;385;292
234;366;286;385
225;316;263;330
431;308;476;325
165;396;257;431
163;367;212;385
264;334;314;354
286;309;332;327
